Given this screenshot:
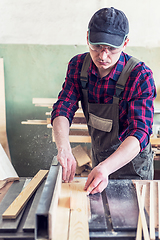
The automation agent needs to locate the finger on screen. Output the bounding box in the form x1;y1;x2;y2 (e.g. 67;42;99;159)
90;180;108;195
69;161;76;182
62;166;67;182
84;172;94;191
65;159;72;182
57;156;67;181
85;177;101;194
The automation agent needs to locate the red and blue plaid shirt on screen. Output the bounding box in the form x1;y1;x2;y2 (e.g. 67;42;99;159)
51;52;156;151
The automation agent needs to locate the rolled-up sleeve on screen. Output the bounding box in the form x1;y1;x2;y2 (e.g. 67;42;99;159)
122;64;156;151
51;54;85;125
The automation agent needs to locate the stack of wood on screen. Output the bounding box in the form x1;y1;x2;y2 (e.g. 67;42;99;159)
21;98;92;143
72;145;92;177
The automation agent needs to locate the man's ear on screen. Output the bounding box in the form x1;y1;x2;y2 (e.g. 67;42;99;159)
123;37;129;48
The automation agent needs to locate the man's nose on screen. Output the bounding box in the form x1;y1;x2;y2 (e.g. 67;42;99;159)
99;49;109;59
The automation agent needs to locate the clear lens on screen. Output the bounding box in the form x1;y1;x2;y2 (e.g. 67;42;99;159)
89;43;121;54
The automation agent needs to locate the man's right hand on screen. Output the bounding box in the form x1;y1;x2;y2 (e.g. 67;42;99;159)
57;148;77;182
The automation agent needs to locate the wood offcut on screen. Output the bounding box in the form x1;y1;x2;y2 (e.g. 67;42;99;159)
2;170;48;219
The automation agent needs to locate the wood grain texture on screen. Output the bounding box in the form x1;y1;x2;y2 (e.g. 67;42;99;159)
136;184;146;240
158;181;160;239
150;181;155;239
53;183;70;240
2;170;48;219
135;182;150;240
69;179;89;240
48;165;62;240
53;178;89;240
72;145;91;167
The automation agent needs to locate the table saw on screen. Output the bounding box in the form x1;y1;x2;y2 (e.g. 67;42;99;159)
0;161;159;240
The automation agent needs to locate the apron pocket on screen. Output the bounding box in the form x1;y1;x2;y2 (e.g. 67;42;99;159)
88;113;113;132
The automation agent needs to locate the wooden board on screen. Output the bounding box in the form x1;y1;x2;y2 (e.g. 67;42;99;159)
0;144;19;182
150;138;160;146
53;178;90;240
2;170;48;219
53;183;71;240
48;162;62;239
69;179;89;240
72;145;91;167
0;58;10;159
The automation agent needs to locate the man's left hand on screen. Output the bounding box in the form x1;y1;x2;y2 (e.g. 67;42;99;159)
84;162;109;194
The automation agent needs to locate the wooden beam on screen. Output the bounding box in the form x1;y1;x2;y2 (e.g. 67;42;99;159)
52;183;71;240
48;162;62;239
68;179;89;240
136;184;146;240
158;181;160;239
150;138;160;146
53;178;89;240
72;145;91;167
2;170;48;219
135;182;150;240
150;181;155;239
21;120;48;125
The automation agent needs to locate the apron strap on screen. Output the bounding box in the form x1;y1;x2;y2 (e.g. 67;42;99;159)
80;53;140;105
80;53;91;89
113;57;140;102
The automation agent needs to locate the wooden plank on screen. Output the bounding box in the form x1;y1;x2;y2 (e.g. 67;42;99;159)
70;123;88;130
150;138;160;146
53;183;70;240
32;97;57;105
158;181;160;239
136;184;146;240
72;145;91;167
48;162;62;240
135;182;150;240
2;170;48;219
68;179;89;240
0;58;11;159
52;132;91;143
0;144;19;182
150;181;155;239
21;120;47;125
53;178;90;240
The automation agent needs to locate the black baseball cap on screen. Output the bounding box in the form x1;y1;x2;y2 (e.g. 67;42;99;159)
88;7;129;48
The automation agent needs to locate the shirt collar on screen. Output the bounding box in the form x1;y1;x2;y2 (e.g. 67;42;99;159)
88;52;126;81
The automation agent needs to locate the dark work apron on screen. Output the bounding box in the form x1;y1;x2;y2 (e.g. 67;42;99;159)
80;53;154;180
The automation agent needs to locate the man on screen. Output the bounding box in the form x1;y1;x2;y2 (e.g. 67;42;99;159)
51;7;156;195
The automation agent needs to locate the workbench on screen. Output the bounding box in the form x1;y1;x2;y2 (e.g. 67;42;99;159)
0;177;159;240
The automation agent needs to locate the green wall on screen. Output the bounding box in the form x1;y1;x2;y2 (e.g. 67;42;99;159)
0;44;159;176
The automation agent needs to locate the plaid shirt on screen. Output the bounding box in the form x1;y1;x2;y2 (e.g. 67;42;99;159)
51;52;156;151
